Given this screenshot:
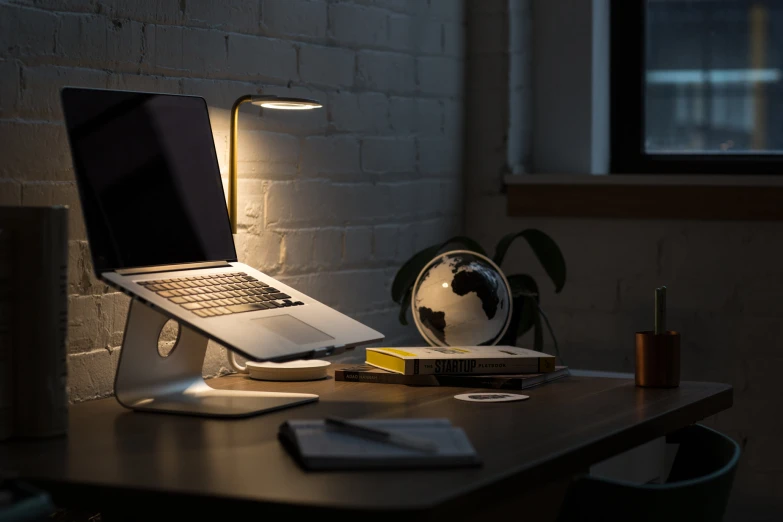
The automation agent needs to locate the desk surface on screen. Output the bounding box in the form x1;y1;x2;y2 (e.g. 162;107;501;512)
0;367;732;518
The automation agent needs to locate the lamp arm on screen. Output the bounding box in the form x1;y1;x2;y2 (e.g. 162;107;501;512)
228;95;254;234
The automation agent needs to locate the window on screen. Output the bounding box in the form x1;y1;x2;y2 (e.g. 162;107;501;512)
611;0;783;173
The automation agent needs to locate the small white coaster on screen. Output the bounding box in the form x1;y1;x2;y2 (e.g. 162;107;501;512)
454;392;530;403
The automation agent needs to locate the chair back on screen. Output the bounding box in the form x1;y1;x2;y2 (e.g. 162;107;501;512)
557;424;741;522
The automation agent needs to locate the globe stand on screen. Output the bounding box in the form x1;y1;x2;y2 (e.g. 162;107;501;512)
114;299;318;417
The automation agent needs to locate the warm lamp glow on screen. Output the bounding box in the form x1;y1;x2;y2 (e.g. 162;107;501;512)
228;94;323;233
253;98;322;110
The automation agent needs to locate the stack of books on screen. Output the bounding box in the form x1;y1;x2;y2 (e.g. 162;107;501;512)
336;346;569;391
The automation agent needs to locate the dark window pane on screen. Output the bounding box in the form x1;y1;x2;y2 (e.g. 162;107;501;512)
645;0;782;153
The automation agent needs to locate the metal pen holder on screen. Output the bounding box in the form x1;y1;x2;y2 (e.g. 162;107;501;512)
635;330;680;388
635;286;680;388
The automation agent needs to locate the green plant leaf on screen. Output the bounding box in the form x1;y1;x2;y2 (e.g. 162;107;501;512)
533;304;544;351
398;287;412;326
538;305;561;362
508;274;539;301
516;295;536;339
493;229;567;293
390;236;487;305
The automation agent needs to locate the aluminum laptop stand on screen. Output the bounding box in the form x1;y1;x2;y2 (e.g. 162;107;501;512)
114;299;318;417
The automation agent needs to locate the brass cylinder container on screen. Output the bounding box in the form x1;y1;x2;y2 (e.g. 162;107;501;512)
635;331;680;388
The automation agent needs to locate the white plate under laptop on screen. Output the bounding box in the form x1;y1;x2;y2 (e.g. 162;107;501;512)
61;87;383;417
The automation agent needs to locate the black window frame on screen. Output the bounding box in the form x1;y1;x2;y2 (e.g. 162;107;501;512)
610;0;783;174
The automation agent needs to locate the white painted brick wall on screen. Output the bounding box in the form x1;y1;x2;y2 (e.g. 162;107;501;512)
328;3;388;48
464;1;780;519
328;91;390;134
361;137;416;173
357;50;416;92
262;0;327;38
0;0;465;402
298;44;355;87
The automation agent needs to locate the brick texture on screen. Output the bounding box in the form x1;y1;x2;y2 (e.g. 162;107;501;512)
0;1;465;402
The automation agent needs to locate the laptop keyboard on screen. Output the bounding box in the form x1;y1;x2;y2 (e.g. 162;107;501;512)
137;272;303;318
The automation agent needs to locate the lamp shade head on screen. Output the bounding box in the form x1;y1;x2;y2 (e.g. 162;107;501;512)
249;95;322;110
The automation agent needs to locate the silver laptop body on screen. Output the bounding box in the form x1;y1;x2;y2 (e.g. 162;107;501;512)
62;87;383;363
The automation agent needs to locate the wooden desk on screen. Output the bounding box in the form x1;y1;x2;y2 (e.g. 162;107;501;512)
0;367;732;521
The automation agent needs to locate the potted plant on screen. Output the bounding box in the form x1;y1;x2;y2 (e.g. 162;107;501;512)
391;230;566;354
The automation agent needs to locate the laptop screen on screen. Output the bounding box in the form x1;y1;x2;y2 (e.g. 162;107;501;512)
61;88;237;272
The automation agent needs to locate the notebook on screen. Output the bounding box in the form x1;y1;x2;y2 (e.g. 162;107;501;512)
278;418;481;471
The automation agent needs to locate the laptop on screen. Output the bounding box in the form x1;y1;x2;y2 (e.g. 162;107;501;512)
61;87;384;363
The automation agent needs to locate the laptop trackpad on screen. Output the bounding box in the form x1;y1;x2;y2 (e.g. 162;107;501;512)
252;315;334;345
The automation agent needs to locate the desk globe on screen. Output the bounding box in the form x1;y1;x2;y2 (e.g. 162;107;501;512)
411;250;512;346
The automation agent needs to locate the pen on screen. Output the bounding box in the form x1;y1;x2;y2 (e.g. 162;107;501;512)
324;416;438;454
655;286;666;335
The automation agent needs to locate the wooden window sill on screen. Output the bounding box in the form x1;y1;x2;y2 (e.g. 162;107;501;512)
505;175;783;220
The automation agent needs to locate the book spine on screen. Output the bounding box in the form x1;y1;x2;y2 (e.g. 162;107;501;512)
416;357;551;375
336;370;409;385
433;375;538;389
335;370;438;386
11;207;69;438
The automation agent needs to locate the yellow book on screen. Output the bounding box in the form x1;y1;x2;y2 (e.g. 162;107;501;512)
366;346;556;375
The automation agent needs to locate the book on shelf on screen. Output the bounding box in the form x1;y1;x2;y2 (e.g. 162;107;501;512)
335;364;570;390
0;206;69;440
365;346;556;375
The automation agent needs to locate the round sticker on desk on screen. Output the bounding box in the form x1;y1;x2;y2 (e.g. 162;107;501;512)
454;392;529;403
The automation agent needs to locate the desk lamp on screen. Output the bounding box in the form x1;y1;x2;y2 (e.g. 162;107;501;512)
228;95;322;233
226;94;324;377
